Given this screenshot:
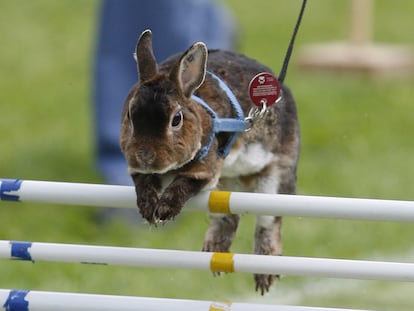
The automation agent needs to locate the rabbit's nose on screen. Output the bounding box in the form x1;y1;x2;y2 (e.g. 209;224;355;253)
137;149;156;164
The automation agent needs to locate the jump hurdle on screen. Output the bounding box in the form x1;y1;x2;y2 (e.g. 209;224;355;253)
2;178;414;222
2;178;414;310
0;289;373;311
2;240;414;283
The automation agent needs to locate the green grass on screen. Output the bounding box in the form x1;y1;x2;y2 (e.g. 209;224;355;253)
1;0;414;310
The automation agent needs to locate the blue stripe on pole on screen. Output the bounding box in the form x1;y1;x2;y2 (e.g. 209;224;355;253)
0;179;22;201
3;290;29;311
10;241;33;262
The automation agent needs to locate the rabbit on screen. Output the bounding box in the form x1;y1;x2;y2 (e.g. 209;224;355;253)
120;29;300;295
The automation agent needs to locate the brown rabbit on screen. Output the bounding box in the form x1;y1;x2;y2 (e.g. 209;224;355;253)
120;29;300;294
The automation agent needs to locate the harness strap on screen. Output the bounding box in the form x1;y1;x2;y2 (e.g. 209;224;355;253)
192;71;249;160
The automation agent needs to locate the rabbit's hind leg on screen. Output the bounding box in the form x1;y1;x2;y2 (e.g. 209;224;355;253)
202;177;241;259
254;215;282;295
250;165;285;295
202;213;240;254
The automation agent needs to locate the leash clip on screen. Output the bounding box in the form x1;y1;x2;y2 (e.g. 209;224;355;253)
245;102;268;131
245;93;283;131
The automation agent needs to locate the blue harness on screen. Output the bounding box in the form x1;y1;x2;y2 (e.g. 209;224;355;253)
191;72;250;160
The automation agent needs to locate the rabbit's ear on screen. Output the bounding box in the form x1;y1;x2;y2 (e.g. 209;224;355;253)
172;42;207;98
135;29;158;81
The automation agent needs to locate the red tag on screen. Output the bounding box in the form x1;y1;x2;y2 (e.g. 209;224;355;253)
248;72;281;107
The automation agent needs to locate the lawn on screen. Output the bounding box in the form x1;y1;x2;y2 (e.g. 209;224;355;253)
1;0;414;310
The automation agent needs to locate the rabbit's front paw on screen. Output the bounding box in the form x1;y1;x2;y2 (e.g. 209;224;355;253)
155;192;183;222
137;190;159;224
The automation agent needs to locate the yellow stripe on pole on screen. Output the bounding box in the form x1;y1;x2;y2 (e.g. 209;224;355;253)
208;191;231;214
209;301;232;311
210;252;234;273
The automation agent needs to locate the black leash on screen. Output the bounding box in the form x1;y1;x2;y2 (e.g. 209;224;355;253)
278;0;308;84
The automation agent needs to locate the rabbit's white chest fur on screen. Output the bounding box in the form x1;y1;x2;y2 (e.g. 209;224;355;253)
221;142;275;178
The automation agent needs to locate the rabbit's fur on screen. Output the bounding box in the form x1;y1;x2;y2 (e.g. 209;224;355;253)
120;30;300;294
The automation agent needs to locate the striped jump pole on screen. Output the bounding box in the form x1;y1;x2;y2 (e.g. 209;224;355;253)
2;178;414;222
0;289;374;311
2;240;414;283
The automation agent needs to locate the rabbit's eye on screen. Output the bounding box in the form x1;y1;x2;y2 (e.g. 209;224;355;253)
171;110;183;129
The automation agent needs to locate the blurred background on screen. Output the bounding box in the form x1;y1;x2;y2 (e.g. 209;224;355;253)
0;0;414;310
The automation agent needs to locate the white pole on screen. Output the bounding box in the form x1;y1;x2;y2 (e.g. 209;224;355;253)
2;240;414;283
221;191;414;222
2;179;414;222
0;179;136;208
0;289;373;311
